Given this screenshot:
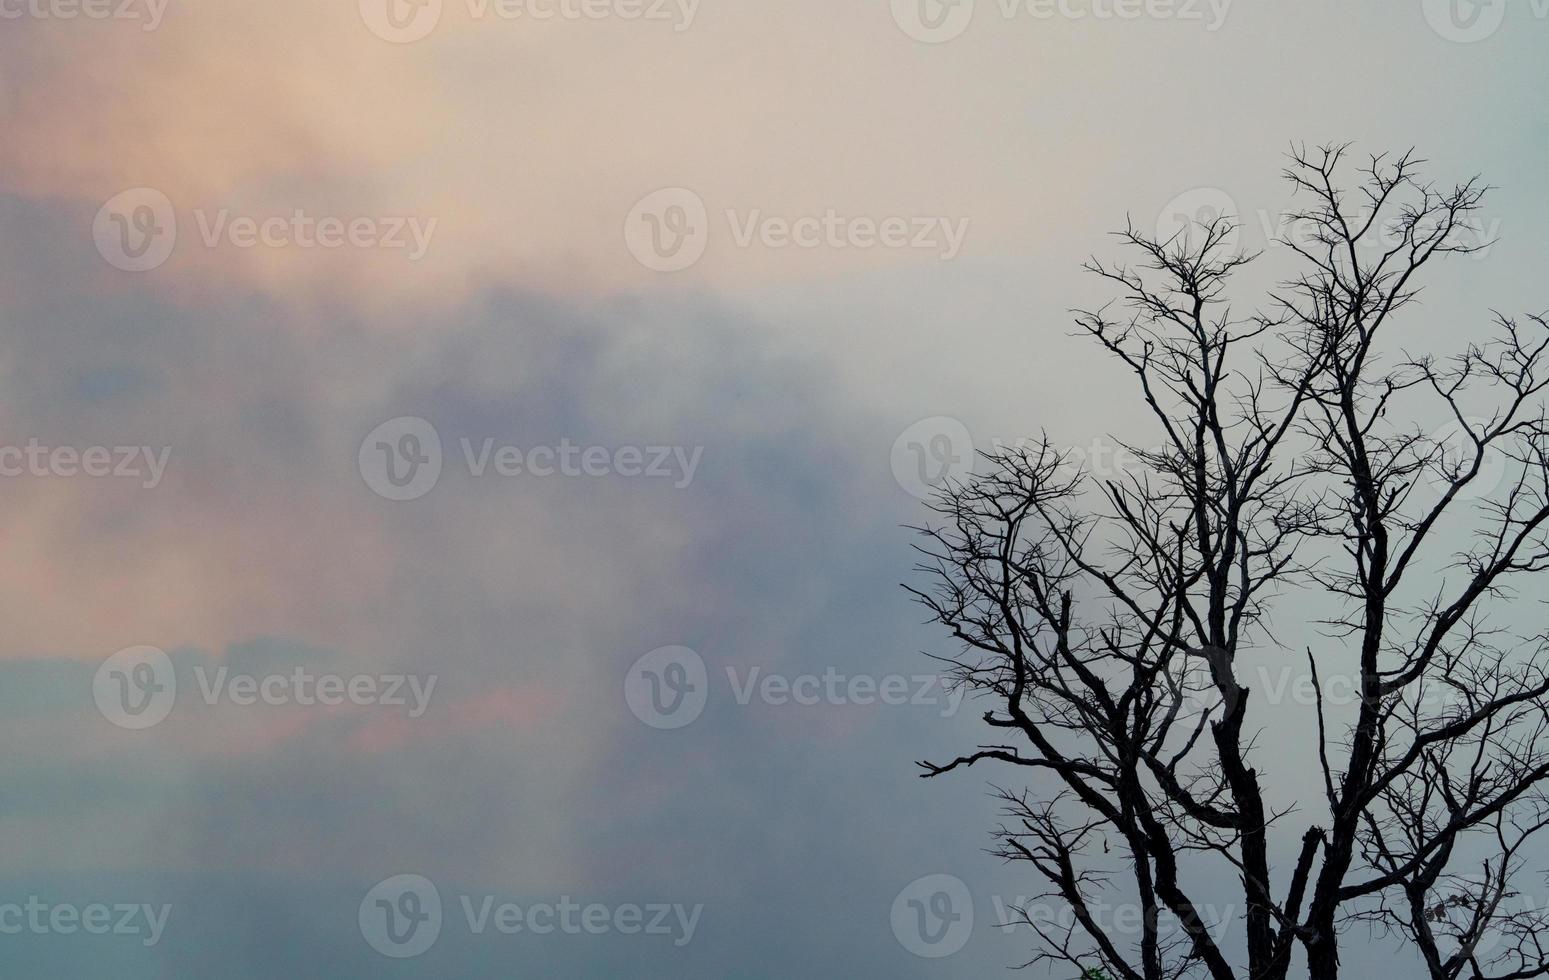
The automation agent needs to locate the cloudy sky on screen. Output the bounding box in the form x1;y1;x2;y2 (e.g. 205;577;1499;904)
1;0;1548;975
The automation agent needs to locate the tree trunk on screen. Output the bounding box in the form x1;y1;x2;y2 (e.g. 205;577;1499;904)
1304;926;1339;980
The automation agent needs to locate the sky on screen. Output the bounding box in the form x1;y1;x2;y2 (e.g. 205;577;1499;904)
2;0;1549;976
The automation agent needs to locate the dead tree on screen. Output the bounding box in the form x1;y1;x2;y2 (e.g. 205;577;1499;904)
908;145;1549;980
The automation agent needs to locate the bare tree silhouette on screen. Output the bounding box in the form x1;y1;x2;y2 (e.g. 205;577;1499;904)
908;145;1549;980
